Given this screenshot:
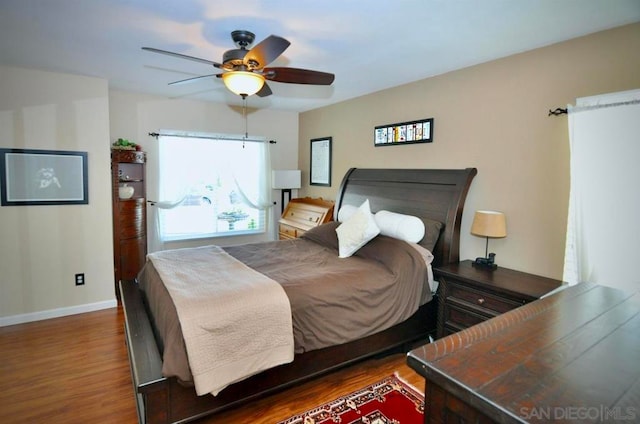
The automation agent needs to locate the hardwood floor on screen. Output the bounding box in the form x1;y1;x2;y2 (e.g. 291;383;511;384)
0;307;426;423
0;307;137;424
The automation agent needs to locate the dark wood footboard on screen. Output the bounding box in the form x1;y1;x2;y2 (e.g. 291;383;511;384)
121;279;438;424
120;279;168;424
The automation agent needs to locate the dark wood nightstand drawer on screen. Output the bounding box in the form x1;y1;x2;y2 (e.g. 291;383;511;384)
447;283;523;315
444;303;489;329
434;260;562;339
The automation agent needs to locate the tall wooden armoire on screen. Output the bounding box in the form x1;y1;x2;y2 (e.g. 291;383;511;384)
111;149;147;300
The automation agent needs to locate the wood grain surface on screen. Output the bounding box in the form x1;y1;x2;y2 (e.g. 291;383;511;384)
0;307;424;424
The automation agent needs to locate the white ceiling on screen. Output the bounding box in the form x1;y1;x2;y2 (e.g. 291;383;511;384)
1;0;639;112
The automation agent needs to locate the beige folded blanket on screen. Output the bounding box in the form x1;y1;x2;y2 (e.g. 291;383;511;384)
148;245;294;396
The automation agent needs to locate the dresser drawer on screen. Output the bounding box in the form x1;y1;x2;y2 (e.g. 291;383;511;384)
119;201;145;239
279;223;299;239
282;207;323;226
119;236;146;279
447;282;523;314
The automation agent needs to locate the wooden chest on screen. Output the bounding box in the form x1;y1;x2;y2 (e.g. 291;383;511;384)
278;197;334;240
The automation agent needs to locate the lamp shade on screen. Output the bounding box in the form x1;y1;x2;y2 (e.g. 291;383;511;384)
272;170;301;189
471;210;507;238
221;71;265;97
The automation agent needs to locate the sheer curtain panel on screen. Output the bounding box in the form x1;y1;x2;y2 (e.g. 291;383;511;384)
563;89;640;293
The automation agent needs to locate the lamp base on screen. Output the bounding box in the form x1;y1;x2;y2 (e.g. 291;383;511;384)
472;252;497;270
472;260;498;270
280;188;292;214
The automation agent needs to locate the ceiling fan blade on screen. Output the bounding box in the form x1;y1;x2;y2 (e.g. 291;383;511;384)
168;74;219;86
142;47;221;68
256;82;273;97
244;35;290;69
263;67;335;85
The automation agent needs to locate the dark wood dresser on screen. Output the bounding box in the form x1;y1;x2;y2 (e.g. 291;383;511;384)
407;283;640;423
435;260;562;338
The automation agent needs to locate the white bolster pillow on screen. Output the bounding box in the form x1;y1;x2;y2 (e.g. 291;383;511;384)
374;210;425;243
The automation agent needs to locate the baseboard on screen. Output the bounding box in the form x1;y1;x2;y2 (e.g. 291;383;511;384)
0;299;118;327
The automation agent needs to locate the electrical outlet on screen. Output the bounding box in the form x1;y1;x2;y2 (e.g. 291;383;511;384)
75;273;85;286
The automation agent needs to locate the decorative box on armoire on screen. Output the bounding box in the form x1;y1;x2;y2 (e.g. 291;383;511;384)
111;149;146;300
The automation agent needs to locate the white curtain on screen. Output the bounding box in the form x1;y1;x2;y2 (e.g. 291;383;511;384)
230;138;275;240
563;89;640;294
148;197;187;253
233;139;273;210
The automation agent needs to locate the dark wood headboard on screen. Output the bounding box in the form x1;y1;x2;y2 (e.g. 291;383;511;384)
334;168;477;266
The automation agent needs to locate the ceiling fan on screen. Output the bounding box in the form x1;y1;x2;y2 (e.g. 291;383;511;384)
142;30;335;98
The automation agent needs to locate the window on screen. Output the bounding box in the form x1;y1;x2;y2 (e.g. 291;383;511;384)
157;133;271;241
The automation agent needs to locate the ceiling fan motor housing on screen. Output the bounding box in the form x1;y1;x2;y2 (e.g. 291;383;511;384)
222;49;249;70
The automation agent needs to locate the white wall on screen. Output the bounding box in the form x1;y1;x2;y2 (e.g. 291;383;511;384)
0;66;115;324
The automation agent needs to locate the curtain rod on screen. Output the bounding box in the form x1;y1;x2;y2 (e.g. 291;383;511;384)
148;132;277;143
548;99;640;117
548;107;568;116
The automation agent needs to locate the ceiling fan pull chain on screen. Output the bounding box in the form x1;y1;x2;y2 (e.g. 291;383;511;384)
242;95;248;147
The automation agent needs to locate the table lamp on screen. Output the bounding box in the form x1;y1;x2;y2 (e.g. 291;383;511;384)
470;210;507;269
272;170;301;214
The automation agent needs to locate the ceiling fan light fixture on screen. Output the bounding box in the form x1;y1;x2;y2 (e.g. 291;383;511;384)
146;30;334;99
222;71;265;97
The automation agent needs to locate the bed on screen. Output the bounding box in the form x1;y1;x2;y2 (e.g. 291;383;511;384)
121;167;477;424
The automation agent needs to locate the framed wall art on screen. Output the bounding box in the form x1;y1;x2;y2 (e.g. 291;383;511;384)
310;137;332;186
374;118;434;147
0;148;89;206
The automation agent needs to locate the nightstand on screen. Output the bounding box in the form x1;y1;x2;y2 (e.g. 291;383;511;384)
435;260;562;338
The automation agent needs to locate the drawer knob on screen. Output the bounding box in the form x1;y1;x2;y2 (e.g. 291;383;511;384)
477;298;485;305
308;217;313;221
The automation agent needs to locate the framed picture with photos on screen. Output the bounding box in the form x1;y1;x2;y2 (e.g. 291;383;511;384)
374;118;434;147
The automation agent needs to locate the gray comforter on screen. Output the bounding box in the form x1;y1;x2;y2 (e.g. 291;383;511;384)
139;221;432;385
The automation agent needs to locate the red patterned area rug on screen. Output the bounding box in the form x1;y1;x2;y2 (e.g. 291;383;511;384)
277;374;424;424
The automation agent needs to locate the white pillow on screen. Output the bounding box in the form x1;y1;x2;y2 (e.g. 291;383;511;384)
337;204;358;222
335;199;380;258
374;210;425;243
